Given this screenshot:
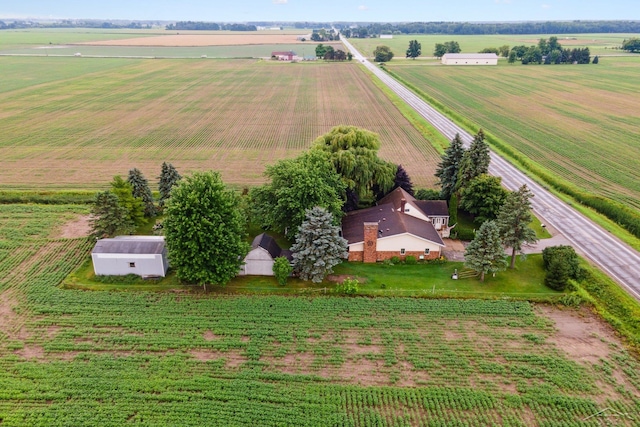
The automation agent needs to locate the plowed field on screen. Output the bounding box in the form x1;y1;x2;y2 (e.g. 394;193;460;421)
81;34;312;46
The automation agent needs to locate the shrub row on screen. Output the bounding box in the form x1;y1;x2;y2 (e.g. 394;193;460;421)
0;190;97;205
384;68;640;240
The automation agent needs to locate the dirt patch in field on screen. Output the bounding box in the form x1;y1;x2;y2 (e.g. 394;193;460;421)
202;330;219;341
190;349;246;367
536;305;614;364
0;288;29;340
80;34;312;47
14;345;45;360
53;215;91;239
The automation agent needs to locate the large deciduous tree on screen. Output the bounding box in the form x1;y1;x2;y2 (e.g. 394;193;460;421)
496;184;538;269
457;129;490;192
127;168;157;217
406;40;421;59
312;126;396;200
291;207;348;283
158;162;182;207
373;45;394;62
460;174;508;224
250;150;345;237
110;175;146;228
435;133;466;200
164;171;249;288
89;191;135;239
464;220;507;282
622;37;640;53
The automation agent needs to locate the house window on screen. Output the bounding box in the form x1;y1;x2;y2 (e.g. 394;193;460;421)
424;248;430;255
400;248;406;255
129;262;136;268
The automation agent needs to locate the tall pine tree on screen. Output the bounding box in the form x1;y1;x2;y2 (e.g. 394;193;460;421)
291;207;348;283
464;220;507;282
158;162;182;207
457;129;490;193
128;168;157;217
89;191;135;239
435;133;466;200
496;184;538;269
393;164;414;196
111;176;146;228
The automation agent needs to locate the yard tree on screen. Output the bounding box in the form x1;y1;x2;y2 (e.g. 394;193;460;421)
334;49;347;61
323;45;335;60
127;168;157;217
89;191;136;239
464;220;508;282
164;171;249;289
158;162;182;207
415;188;441;200
592;55;599;64
498;45;510;57
444;41;461;53
434;43;447;57
373;45;394;62
110;175;146;228
272;256;293;286
291;206;348;283
622;37;640;53
406;40;421;59
496;184;538;269
312;125;396;200
542;245;581;291
457;129;490;192
435;133;466;200
460;174;508;223
393;164;415;196
250;150;345;237
315;43;328;58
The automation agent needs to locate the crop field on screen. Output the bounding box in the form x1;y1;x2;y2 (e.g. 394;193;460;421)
388;57;640;211
348;33;638;58
0;57;441;190
0;206;639;425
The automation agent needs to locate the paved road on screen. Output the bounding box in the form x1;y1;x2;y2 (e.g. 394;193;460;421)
342;37;640;300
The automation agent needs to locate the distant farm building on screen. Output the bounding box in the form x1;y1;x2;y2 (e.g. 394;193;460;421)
91;236;168;278
271;51;296;61
441;53;499;65
239;233;292;276
380;34;393;39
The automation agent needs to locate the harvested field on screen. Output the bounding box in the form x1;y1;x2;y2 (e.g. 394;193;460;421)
81;34;317;46
0;58;441;190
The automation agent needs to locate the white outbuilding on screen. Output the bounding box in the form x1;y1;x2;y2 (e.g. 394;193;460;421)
441;53;499;65
91;236;169;278
238;233;292;276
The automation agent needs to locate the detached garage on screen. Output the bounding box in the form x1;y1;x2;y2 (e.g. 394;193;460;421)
91;236;169;278
239;233;292;276
441;53;499;65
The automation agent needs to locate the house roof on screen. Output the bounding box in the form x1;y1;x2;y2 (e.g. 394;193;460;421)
377;187;415;211
342;205;444;247
272;51;296;56
442;53;499;59
414;200;449;217
92;237;165;255
251;233;292;261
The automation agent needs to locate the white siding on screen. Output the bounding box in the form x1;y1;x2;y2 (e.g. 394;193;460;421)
349;242;364;252
239;248;275;276
376;233;443;252
92;253;167;277
402;202;430;222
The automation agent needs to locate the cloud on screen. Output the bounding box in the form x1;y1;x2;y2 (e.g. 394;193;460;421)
541;3;551;8
358;5;369;11
273;0;288;4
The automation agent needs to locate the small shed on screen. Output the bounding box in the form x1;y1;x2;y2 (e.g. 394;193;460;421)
91;236;168;277
239;233;292;276
271;51;296;61
441;53;498;65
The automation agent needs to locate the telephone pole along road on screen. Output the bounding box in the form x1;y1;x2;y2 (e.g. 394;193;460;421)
341;36;640;300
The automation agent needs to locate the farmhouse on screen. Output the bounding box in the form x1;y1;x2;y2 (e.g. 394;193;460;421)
441;53;498;65
238;233;292;276
271;51;296;61
342;188;448;263
91;236;168;277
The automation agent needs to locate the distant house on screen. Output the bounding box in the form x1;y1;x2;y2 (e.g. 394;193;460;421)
441;53;498;65
342;188;449;263
380;34;393;39
271;51;296;61
91;236;168;277
239;233;292;276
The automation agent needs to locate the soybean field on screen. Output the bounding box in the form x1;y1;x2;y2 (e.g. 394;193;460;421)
0;57;442;190
1;206;639;426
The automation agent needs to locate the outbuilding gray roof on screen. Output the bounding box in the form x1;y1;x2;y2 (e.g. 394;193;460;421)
251;233;293;261
92;238;165;255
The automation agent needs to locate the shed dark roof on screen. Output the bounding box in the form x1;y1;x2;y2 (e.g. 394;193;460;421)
342;205;444;247
251;233;292;261
92;238;165;255
414;200;449;217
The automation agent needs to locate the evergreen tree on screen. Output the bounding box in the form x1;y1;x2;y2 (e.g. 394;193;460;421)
435;133;466;200
291;207;348;283
496;184;538;268
158;162;182;207
89;191;135;239
110;176;146;228
544;256;571;291
127;168;157;217
459;174;508;224
164;171;249;289
592;55;599;64
464;220;507;282
406;40;421;59
457;129;490;192
393;164;414;196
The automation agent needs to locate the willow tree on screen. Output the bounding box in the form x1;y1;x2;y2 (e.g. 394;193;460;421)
312;126;396;201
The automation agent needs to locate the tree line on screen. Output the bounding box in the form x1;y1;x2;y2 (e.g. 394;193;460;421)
508;37;592;64
0;20;151;30
165;22;257;31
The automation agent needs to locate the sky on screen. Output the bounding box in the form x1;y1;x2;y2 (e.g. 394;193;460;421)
1;0;638;22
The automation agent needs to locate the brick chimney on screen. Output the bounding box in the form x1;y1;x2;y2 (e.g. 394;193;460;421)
400;198;407;213
363;222;378;263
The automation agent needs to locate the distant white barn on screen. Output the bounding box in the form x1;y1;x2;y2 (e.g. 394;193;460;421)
239;233;292;276
91;236;169;278
380;34;393;39
441;53;499;65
